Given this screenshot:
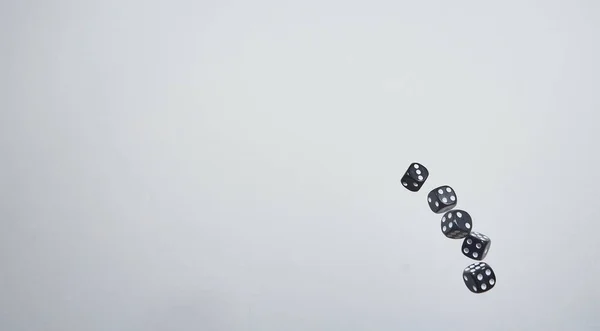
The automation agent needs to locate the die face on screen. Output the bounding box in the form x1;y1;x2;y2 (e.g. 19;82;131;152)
427;191;442;213
441;210;472;239
463;262;496;293
462;270;478;293
401;174;421;191
435;186;457;207
401;163;428;192
407;162;429;182
427;186;457;213
462;232;491;260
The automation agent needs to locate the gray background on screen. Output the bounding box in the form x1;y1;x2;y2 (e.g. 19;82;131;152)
1;0;600;330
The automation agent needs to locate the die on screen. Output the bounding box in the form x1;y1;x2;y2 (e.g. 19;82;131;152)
401;162;429;192
461;232;491;260
441;210;472;239
463;262;496;293
427;185;457;213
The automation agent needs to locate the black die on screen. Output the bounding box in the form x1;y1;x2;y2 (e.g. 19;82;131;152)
427;185;457;213
441;210;472;239
463;262;496;293
461;232;491;260
401;162;429;192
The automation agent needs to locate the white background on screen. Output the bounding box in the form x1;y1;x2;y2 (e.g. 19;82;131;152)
2;1;600;330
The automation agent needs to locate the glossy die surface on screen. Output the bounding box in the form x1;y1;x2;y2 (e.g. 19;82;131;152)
427;185;457;213
441;210;472;239
463;262;496;293
461;232;491;260
401;162;429;192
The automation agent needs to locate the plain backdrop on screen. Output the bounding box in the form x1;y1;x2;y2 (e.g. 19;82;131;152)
2;0;600;330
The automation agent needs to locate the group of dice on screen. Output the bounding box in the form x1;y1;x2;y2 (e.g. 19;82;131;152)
401;162;496;294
